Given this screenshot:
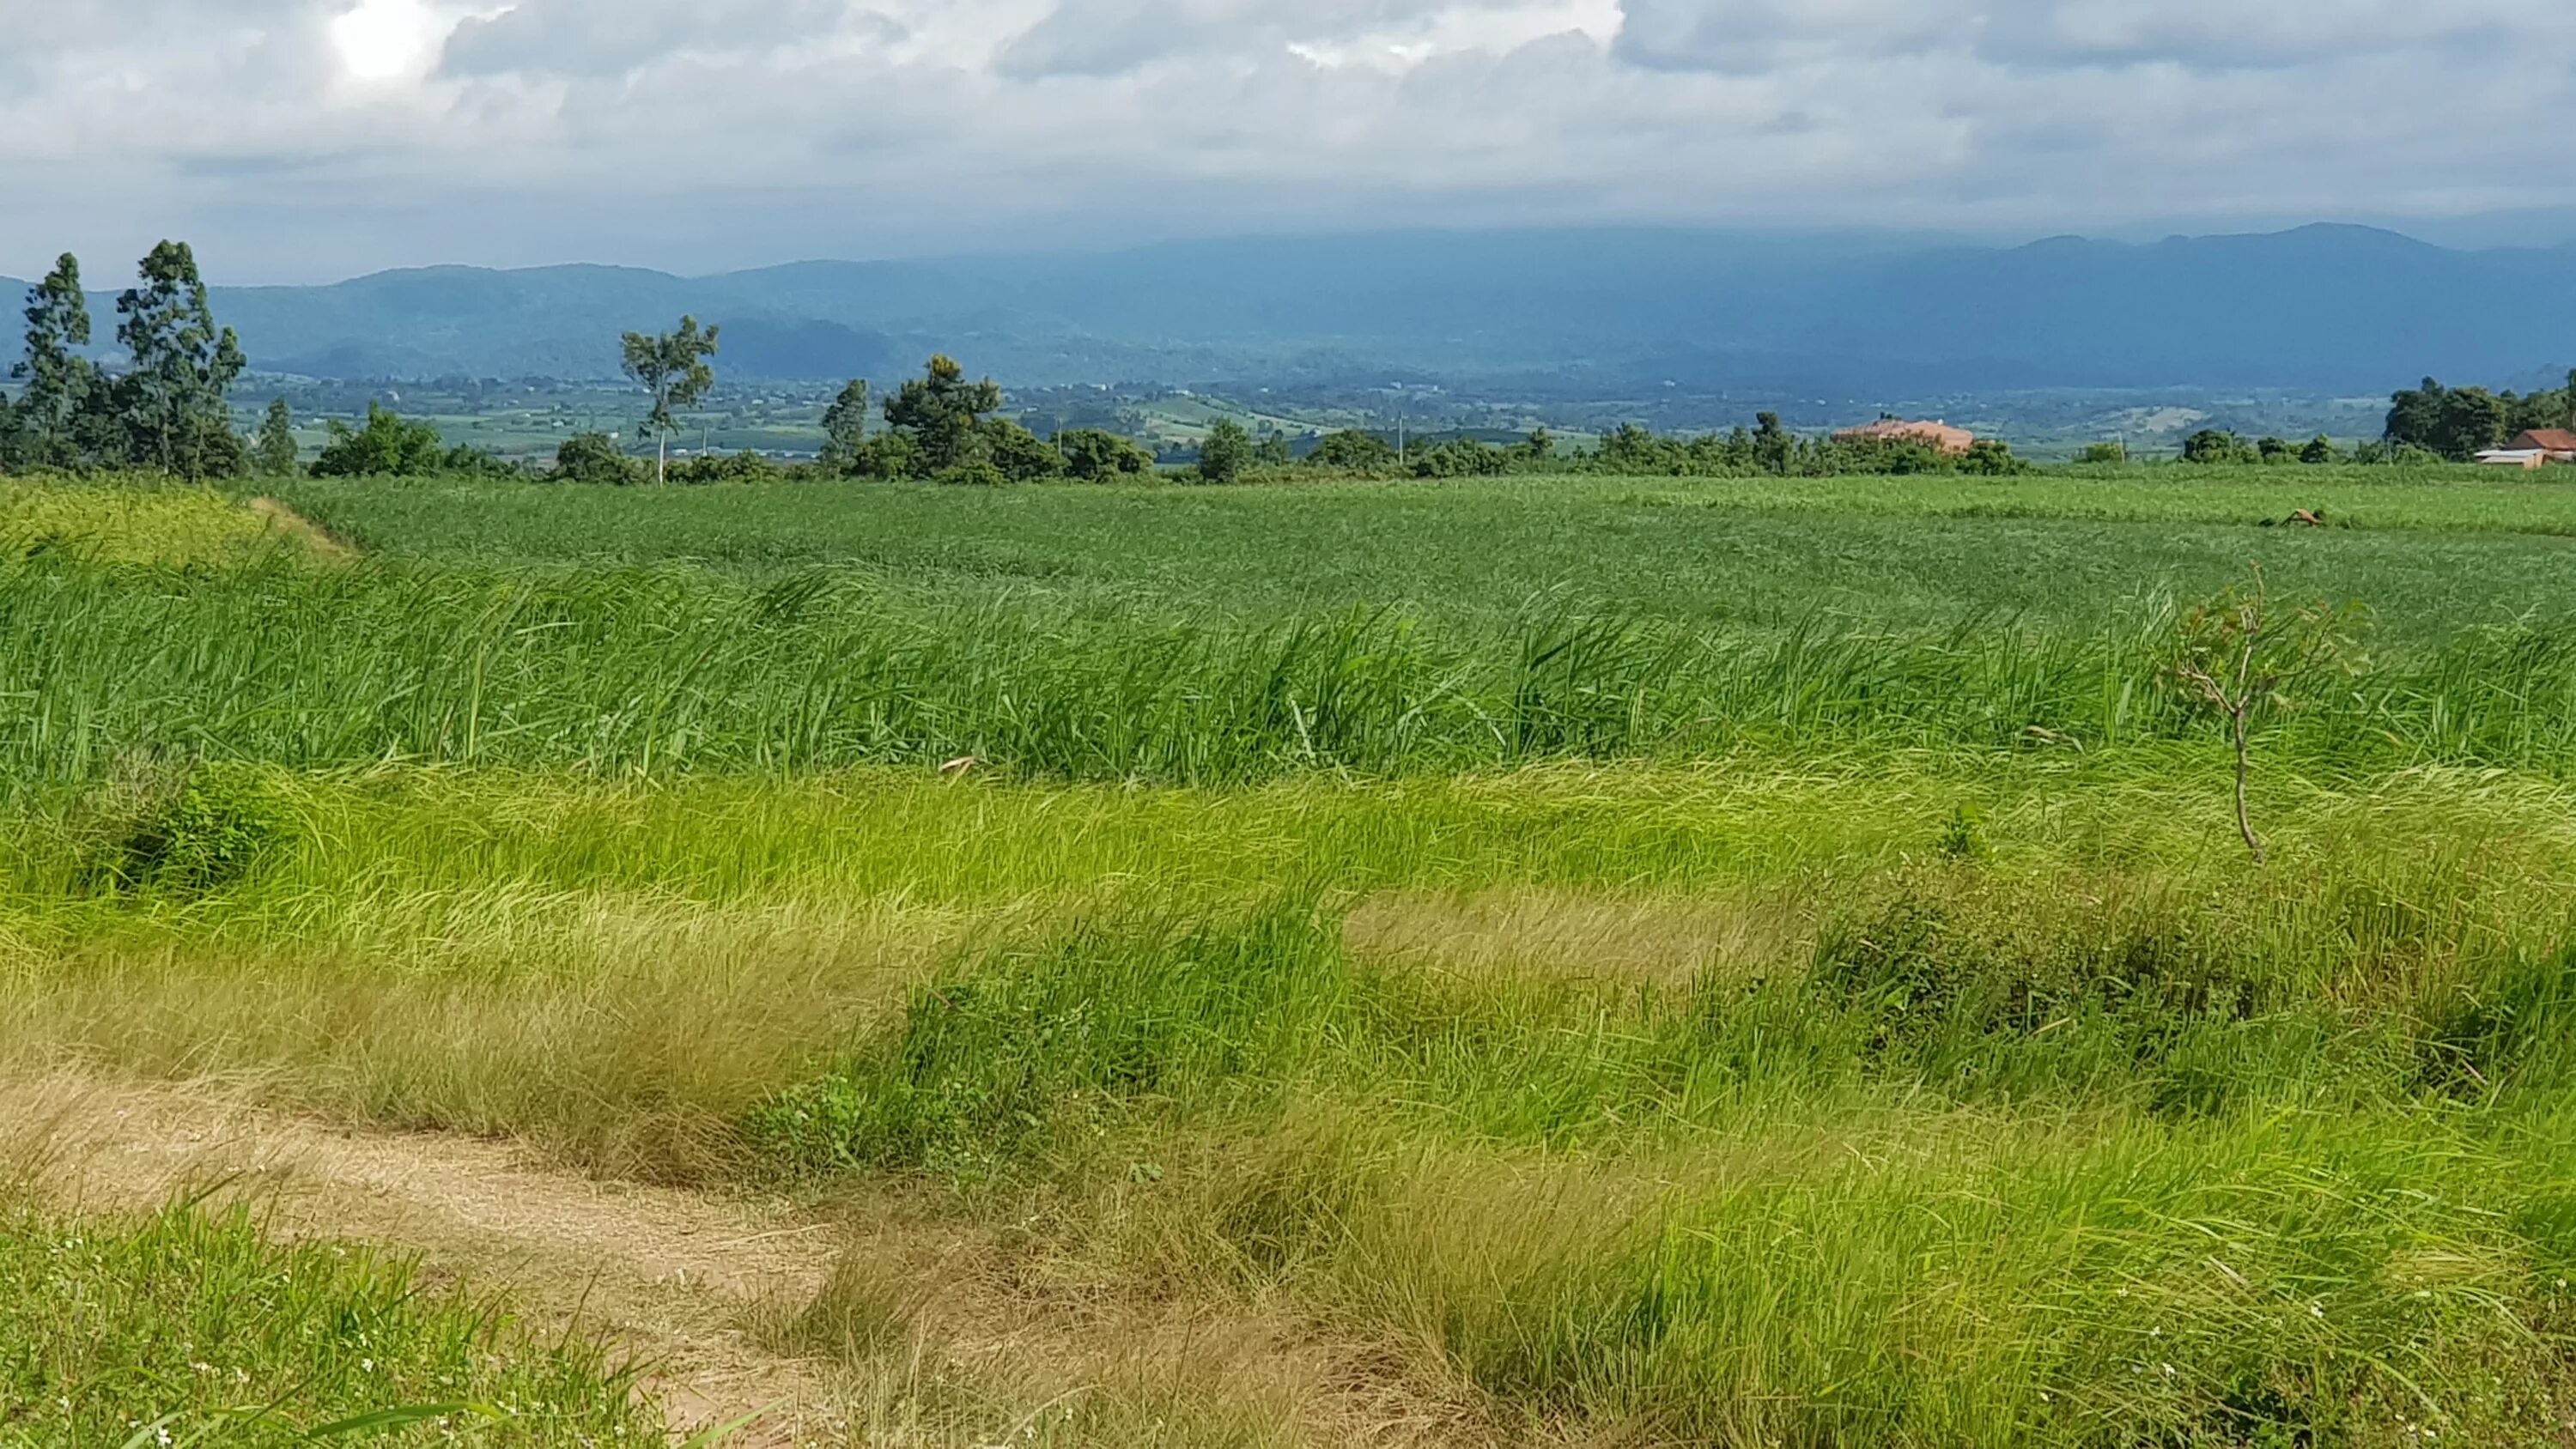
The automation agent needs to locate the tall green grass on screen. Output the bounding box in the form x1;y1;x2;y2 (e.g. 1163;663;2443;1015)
9;556;2576;787
274;471;2576;640
754;894;2576;1444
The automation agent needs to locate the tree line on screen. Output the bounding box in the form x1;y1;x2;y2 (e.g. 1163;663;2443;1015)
1;246;248;478
2380;374;2576;460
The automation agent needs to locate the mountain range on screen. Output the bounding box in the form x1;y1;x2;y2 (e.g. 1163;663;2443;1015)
4;224;2569;394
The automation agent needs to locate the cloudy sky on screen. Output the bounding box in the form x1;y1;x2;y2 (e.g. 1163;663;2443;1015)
3;0;2573;282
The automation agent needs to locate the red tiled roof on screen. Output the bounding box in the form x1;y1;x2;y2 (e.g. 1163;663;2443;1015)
2513;429;2576;452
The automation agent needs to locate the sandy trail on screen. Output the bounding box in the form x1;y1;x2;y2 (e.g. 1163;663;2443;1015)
4;1073;839;1446
4;1072;1501;1449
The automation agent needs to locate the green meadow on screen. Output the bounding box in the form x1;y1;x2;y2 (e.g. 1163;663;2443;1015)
10;467;2576;1446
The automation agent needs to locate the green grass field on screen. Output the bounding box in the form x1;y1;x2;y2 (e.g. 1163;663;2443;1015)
273;468;2576;641
10;468;2576;1446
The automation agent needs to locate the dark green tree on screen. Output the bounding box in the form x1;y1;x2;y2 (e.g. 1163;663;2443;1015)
1056;427;1155;481
13;254;100;469
113;241;246;479
2182;429;2253;464
254;398;300;476
981;416;1066;482
820;378;871;470
1752;412;1794;474
1522;427;1556;464
883;355;1004;476
1254;430;1292;466
1198;419;1254;484
2384;378;2510;459
550;431;641;485
620;315;720;484
311;403;446;476
1310;428;1394;470
2300;434;2342;465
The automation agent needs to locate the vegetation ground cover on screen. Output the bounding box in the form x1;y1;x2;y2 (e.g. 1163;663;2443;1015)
274;469;2576;640
12;474;2576;1446
0;1196;664;1445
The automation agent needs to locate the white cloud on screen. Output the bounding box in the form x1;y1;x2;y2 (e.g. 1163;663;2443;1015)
0;0;2569;280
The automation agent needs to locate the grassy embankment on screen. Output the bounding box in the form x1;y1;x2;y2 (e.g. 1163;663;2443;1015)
10;475;2576;1445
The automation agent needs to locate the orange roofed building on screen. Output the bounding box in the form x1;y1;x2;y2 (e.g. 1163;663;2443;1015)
1835;419;1977;456
2508;429;2576;463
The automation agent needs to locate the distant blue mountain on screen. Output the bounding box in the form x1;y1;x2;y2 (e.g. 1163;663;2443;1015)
5;224;2569;391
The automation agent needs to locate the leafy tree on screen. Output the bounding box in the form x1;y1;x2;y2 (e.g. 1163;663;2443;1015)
1254;430;1292;467
1752;412;1795;475
254;399;301;476
311;403;446;477
820;379;872;470
883;355;1004;476
1198;419;1255;484
671;450;791;484
1414;436;1509;478
2181;429;2254;464
1310;428;1394;470
550;431;641;486
1056;427;1154;482
113;241;246;480
11;254;100;469
1522;427;1557;464
2384;378;2509;460
620;315;720;484
2163;570;2368;864
2256;436;2294;464
981;416;1066;482
2300;434;2342;465
840;429;920;482
2077;441;2128;464
1957;438;2030;476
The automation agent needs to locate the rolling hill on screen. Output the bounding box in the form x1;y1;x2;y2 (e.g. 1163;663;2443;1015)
4;224;2568;392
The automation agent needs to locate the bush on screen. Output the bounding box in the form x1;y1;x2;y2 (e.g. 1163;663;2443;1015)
80;760;293;896
981;417;1067;482
550;431;641;486
668;450;793;484
1309;429;1395;470
1056;427;1156;482
2077;441;2128;464
932;459;1010;488
1198;420;1255;484
309;403;445;477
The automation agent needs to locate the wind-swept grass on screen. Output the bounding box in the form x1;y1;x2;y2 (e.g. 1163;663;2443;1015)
9;555;2576;788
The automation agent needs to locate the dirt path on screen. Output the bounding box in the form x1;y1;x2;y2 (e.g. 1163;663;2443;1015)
4;1072;1505;1449
5;1073;838;1446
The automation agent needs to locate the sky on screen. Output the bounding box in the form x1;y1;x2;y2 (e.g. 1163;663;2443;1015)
3;0;2573;282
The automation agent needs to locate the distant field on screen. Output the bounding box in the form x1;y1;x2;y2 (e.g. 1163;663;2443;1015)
275;465;2576;643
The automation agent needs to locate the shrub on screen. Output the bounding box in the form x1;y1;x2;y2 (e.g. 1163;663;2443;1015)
550;431;641;485
309;403;445;477
1056;427;1156;482
80;760;294;896
1198;420;1255;484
